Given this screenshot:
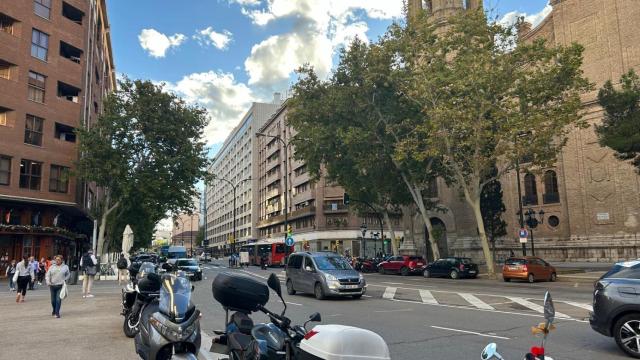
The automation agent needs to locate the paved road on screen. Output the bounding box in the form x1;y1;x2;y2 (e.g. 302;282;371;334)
193;261;626;360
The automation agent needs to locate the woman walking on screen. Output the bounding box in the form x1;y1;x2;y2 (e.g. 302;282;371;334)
38;257;47;285
46;255;70;318
14;256;34;303
5;259;16;291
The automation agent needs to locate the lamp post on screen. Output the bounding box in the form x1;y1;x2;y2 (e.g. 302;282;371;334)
256;132;290;261
372;231;379;258
360;223;367;258
514;131;529;256
212;176;252;256
525;208;545;256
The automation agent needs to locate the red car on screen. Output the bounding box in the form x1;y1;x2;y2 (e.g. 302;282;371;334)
378;256;426;276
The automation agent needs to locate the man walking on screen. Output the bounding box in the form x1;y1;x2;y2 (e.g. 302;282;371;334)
116;253;129;286
28;256;39;290
80;249;97;298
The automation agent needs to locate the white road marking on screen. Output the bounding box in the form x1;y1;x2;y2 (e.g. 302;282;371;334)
431;326;510;340
507;297;570;318
285;301;303;306
382;287;397;300
381;282;406;285
362;294;373;298
562;301;593;312
459;293;495;310
419;290;438;305
374;308;413;313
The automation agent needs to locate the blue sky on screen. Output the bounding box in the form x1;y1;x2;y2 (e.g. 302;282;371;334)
107;0;550;156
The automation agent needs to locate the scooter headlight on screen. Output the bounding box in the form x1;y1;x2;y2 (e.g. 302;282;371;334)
149;316;197;343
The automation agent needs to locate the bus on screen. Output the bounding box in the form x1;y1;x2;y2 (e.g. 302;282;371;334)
239;241;294;266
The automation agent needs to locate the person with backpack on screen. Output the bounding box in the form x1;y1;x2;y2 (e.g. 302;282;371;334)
116;253;129;286
5;259;16;291
80;249;98;298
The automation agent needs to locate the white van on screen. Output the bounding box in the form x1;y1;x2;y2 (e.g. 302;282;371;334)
167;246;188;265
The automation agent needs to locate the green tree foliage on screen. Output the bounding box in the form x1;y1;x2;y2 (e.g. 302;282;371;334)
76;79;210;256
393;10;591;277
597;70;640;172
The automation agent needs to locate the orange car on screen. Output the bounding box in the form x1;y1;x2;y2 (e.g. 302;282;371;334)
502;256;557;283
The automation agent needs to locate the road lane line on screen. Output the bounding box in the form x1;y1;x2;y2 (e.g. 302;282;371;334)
382;287;397;300
431;326;510;340
381;282;406;285
374;308;413;313
285;301;303;306
459;293;495;310
419;290;438;305
562;301;593;311
507;297;570;318
362;294;373;298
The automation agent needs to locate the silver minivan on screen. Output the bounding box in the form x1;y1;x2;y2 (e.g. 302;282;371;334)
285;252;366;300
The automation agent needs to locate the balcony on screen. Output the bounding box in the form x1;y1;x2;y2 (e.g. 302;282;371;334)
57;81;81;103
543;192;560;204
266;157;280;172
257;205;316;228
266;203;281;214
323;203;348;213
266;144;280;157
522;195;539;206
265;170;280;186
265;187;280;200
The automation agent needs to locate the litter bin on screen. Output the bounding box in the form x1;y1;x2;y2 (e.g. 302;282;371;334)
69;264;79;285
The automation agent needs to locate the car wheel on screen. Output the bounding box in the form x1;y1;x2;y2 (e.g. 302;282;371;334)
314;283;326;300
528;273;535;283
449;270;459;280
400;267;409;276
286;279;296;295
550;272;557;282
423;269;431;278
352;294;363;299
503;277;510;282
614;314;640;358
378;266;386;275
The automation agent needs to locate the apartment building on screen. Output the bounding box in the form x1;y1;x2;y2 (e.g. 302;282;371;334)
205;100;280;252
0;0;115;270
255;101;400;257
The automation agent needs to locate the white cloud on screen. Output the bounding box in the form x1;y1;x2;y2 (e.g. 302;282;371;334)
138;29;186;58
229;0;261;6
167;71;256;144
194;27;233;50
499;3;552;28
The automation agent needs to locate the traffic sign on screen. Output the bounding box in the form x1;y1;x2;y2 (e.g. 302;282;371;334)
518;228;528;243
285;236;295;246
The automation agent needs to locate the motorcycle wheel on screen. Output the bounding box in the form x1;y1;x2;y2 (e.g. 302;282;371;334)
123;313;138;338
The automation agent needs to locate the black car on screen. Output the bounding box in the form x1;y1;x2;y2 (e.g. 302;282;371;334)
423;257;478;279
590;260;640;358
174;258;202;281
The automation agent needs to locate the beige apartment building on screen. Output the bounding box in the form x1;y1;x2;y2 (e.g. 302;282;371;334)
254;101;400;257
0;0;115;271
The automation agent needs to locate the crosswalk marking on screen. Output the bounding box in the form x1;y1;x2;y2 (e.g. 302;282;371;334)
459;293;495;310
562;301;593;312
507;297;570;318
383;287;397;300
419;290;438;305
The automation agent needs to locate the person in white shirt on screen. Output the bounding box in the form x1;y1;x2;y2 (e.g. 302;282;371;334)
46;255;70;318
13;256;34;303
80;249;98;298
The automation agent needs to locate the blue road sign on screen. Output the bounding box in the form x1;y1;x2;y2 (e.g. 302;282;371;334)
285;236;295;246
519;228;528;238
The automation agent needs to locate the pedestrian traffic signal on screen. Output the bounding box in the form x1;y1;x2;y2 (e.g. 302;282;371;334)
343;193;350;205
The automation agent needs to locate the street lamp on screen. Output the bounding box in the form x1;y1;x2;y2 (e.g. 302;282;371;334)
372;231;379;258
256;132;290;260
524;208;545;256
360;222;367;258
514;131;529;256
212;176;252;256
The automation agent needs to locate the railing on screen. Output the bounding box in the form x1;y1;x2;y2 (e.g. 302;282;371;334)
323;204;348;213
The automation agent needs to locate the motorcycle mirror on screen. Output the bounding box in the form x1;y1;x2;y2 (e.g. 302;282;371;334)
481;343;499;360
267;273;282;297
162;263;173;271
309;312;321;322
543;291;555;324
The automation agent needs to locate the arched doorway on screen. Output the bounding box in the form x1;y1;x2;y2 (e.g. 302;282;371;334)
424;217;447;261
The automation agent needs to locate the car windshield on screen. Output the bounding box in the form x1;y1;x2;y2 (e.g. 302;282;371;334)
314;256;353;270
460;258;472;264
168;251;187;259
603;260;640;279
506;259;526;266
176;259;198;266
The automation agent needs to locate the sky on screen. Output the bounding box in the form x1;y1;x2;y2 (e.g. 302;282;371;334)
107;0;551;156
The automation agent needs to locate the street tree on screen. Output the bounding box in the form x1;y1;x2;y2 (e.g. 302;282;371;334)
76;78;210;257
393;10;591;277
288;39;444;259
480;166;507;258
597;70;640;172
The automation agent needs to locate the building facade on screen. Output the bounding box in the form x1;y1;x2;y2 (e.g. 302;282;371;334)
205;100;280;252
0;0;115;273
405;0;640;262
171;212;199;248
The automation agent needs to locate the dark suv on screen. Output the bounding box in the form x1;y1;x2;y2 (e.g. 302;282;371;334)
590;260;640;358
423;257;478;279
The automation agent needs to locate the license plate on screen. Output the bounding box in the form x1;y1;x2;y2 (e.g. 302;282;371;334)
344;285;359;289
468;270;476;274
509;266;518;271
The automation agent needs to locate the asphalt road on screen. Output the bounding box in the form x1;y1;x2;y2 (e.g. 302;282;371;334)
192;261;627;360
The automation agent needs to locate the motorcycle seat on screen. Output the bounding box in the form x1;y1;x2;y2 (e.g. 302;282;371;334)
228;332;253;351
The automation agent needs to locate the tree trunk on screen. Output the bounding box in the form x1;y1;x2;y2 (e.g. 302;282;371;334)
466;193;496;279
96;197;119;261
397;172;440;258
383;210;399;256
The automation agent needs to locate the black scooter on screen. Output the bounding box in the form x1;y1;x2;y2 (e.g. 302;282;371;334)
123;262;161;338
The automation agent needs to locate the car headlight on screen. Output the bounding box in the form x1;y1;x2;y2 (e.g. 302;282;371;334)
358;273;364;280
324;273;338;282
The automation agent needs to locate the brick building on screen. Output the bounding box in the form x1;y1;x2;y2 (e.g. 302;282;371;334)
0;0;115;272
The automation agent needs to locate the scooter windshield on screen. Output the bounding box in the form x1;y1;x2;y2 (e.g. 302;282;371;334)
159;275;192;321
136;262;156;280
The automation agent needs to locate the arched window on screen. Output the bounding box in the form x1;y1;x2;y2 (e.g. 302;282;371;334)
543;170;560;204
523;173;538;205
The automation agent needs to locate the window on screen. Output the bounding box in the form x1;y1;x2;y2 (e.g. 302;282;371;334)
24;115;43;146
0;59;16;80
62;2;84;25
34;0;52;19
57;81;80;103
0;156;10;185
548;215;560;228
543;170;560;204
31;29;49;61
49;165;69;193
0;106;10;126
0;13;16;35
59;41;82;63
19;159;42;190
523;173;538;206
54;122;76;142
28;71;46;103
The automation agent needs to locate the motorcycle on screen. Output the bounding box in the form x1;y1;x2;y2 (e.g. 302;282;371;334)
123;262;161;338
481;291;556;360
134;264;201;360
209;271;391;360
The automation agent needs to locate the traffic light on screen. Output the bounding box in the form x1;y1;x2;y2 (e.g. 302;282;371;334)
343;192;350;205
287;225;293;236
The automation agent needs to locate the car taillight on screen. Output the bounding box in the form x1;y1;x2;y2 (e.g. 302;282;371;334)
409;261;416;268
304;330;319;340
522;265;528;272
459;264;464;271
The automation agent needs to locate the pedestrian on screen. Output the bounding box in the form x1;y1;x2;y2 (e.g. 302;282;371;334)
5;259;16;291
28;256;39;290
13;256;34;303
46;255;70;318
116;253;129;286
80;249;98;298
38;257;47;285
509;250;515;258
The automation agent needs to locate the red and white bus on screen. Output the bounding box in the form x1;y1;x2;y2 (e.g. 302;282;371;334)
239;241;294;266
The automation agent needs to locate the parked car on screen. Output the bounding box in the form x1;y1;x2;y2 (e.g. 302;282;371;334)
378;255;426;276
198;252;211;263
502;256;557;283
590;260;640;358
174;258;202;281
286;252;365;300
423;257;478;279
